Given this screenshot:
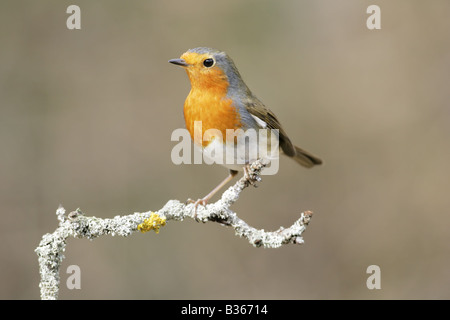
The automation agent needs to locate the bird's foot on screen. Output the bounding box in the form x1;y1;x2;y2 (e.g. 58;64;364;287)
186;198;208;222
243;165;261;187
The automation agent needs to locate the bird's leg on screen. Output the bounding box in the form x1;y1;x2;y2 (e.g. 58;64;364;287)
187;170;238;216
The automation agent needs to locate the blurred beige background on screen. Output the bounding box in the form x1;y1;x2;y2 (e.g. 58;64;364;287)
1;0;449;299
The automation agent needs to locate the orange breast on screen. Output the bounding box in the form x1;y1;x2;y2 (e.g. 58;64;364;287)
184;88;241;148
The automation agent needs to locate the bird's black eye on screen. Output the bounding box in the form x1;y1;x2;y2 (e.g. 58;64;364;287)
203;58;214;68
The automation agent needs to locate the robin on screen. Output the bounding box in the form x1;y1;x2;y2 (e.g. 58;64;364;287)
169;47;322;209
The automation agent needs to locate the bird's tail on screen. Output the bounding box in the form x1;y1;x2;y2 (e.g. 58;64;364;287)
291;145;322;168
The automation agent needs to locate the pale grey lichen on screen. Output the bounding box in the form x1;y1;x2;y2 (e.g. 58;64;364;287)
35;159;313;299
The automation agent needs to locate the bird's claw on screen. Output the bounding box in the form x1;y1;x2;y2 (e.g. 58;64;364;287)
243;165;261;187
186;198;208;222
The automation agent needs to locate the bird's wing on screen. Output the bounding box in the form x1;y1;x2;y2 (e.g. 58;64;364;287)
244;97;296;157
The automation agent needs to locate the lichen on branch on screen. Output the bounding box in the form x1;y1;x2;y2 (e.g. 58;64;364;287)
35;160;314;300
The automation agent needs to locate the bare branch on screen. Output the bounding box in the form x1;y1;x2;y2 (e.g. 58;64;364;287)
35;160;313;299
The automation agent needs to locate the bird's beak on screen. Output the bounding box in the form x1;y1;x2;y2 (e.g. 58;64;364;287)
169;58;189;67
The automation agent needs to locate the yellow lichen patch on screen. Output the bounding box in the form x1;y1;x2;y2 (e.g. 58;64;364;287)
137;213;166;234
